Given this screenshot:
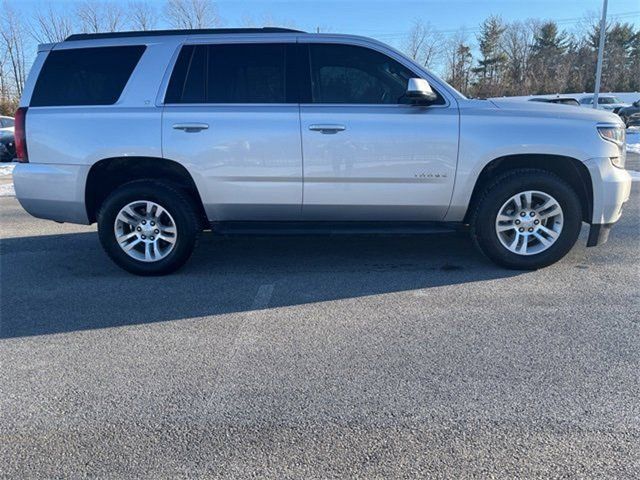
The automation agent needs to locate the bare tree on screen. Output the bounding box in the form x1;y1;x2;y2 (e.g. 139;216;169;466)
77;1;125;33
128;1;158;31
403;20;444;69
444;29;473;95
0;0;28;99
165;0;221;29
500;20;537;95
29;3;75;43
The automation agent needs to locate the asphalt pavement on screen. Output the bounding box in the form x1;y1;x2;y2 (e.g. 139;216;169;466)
1;187;639;478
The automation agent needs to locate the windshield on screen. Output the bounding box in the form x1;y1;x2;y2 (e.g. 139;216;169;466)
579;96;622;105
599;97;621;104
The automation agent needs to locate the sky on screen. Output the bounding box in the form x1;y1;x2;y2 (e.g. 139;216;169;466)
15;0;640;40
215;0;640;37
12;0;640;73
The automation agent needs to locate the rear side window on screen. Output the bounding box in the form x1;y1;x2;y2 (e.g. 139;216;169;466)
31;46;146;107
165;43;292;104
1;118;14;127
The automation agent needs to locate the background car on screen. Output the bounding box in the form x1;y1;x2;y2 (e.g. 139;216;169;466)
618;99;640;126
0;129;15;162
626;112;640;128
578;95;629;113
529;97;580;106
0;115;14;132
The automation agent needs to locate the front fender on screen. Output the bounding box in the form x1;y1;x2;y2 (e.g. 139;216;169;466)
444;108;620;221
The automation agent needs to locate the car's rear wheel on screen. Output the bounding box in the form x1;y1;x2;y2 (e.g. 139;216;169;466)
471;169;583;270
98;180;200;275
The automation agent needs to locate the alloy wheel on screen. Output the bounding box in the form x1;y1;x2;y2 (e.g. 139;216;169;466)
495;190;564;256
114;200;177;262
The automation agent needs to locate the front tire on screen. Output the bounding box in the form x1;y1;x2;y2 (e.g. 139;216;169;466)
471;169;583;270
98;180;200;275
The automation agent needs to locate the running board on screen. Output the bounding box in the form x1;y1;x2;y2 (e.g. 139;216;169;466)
210;221;462;236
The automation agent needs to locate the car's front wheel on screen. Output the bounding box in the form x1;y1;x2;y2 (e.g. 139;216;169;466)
98;180;200;275
471;169;583;270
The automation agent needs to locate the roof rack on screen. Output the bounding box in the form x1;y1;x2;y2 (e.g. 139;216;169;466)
65;27;304;42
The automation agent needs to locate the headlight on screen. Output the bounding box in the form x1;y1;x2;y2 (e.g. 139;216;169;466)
597;125;626;168
597;125;625;145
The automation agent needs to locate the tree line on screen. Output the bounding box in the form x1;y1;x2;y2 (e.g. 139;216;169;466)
1;0;639;116
407;15;640;99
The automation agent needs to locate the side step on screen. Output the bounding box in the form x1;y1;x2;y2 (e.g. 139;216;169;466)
210;221;463;236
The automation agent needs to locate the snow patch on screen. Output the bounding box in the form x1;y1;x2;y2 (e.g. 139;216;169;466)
0;183;14;197
0;164;15;176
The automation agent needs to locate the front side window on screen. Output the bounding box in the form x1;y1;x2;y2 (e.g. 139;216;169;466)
31;46;146;107
165;43;289;104
308;44;444;105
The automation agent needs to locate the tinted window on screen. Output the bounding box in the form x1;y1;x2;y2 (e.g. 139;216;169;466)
1;118;14;127
31;46;145;107
165;43;289;104
557;99;579;106
208;44;285;103
308;44;444;105
165;45;205;104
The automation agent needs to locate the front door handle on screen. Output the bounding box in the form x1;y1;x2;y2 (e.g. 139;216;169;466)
173;123;209;132
309;124;346;134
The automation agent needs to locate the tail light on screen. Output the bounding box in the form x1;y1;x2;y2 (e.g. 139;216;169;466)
14;107;28;163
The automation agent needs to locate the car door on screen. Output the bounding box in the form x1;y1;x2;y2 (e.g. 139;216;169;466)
162;41;302;221
299;42;459;221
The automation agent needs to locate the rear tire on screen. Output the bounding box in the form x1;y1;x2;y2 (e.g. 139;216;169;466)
98;180;200;276
470;169;583;270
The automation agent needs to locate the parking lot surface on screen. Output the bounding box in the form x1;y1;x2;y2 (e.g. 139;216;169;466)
1;187;639;478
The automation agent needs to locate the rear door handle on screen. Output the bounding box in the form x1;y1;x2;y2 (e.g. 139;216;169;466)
173;123;209;132
308;124;346;134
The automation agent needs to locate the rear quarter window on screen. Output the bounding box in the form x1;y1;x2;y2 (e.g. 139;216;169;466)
30;46;146;107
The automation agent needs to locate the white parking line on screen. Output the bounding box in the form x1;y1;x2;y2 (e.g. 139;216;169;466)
251;284;274;310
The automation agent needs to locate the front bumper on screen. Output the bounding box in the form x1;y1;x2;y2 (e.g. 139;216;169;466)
13;163;91;224
584;157;632;246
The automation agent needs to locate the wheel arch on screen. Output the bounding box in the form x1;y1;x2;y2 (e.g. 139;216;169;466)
463;154;593;224
85;156;208;226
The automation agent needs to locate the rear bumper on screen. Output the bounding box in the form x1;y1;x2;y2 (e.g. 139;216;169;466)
584;157;632;246
13;163;90;224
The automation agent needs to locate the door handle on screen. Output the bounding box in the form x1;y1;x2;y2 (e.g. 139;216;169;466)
173;123;209;132
309;124;346;134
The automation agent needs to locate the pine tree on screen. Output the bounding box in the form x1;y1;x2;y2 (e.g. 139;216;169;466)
529;22;569;93
471;15;507;97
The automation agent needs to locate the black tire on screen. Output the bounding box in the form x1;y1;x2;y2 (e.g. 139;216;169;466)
470;169;583;270
98;180;200;276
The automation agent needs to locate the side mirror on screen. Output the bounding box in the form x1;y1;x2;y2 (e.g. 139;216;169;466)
406;78;437;104
634;100;640;107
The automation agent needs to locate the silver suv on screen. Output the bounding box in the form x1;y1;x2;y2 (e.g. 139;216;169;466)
13;28;631;275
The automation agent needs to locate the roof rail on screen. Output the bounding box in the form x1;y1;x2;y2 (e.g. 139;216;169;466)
65;27;304;42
